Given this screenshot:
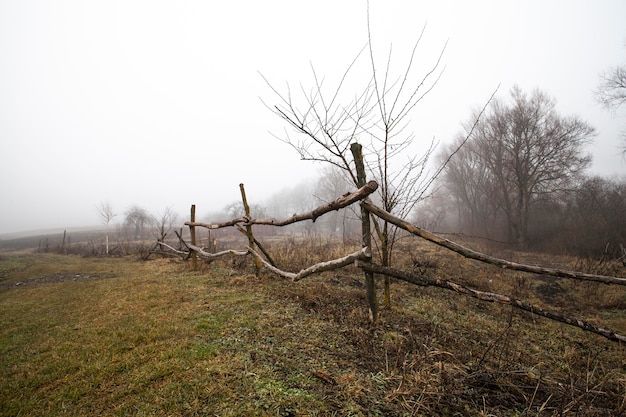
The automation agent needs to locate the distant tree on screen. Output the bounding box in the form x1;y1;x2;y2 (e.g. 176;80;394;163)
444;87;595;247
314;166;353;238
96;201;116;256
564;176;626;258
595;63;626;153
263;181;318;235
224;201;266;219
124;206;152;241
596;65;626;108
153;206;179;244
437;135;498;237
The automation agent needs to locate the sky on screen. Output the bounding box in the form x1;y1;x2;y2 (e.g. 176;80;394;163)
1;0;625;236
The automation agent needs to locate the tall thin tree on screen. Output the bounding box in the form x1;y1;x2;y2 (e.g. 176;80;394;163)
97;201;116;256
262;5;450;308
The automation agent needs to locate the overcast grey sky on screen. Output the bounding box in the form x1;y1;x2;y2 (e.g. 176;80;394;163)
1;0;625;235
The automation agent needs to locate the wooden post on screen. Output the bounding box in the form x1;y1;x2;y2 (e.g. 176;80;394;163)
190;204;198;269
240;183;261;276
350;143;378;322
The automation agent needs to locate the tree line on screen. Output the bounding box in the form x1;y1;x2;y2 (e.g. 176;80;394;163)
96;202;179;255
416;86;625;260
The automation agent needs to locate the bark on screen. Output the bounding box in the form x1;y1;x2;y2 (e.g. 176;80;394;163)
362;199;626;286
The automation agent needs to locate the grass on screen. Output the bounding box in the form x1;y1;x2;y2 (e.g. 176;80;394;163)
1;244;625;416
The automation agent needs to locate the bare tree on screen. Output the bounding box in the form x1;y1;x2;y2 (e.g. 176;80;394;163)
444;87;596;247
314;166;354;238
153;206;179;244
262;8;447;307
595;63;626;153
124;205;152;241
96;201;116;256
437;135;498;237
564;176;626;258
596;65;626;109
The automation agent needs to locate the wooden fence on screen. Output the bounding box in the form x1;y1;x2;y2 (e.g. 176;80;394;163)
165;144;626;344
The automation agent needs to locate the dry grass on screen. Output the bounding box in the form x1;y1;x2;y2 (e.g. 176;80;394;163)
1;241;625;416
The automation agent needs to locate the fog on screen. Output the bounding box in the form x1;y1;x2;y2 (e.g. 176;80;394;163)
1;0;624;236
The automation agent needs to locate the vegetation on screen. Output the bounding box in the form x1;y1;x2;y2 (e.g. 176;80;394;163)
1;239;625;416
595;60;626;153
438;87;596;248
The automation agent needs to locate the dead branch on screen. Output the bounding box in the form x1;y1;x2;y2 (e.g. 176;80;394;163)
185;217;247;230
362;199;626;286
185;181;378;230
248;247;370;282
356;260;626;343
187;244;248;259
156;241;188;256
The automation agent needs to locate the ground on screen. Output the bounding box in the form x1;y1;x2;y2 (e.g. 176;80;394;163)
0;245;625;416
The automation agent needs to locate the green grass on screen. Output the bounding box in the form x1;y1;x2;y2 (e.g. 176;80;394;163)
1;249;625;416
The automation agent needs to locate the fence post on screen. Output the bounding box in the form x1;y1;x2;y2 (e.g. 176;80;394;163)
190;204;198;270
62;230;67;255
350;143;378;322
240;183;261;277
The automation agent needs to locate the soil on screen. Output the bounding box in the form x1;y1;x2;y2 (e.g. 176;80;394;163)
534;274;569;305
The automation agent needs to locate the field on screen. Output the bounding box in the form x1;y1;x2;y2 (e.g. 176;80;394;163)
1;239;625;416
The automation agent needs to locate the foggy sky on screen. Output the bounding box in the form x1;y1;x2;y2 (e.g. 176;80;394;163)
1;0;625;236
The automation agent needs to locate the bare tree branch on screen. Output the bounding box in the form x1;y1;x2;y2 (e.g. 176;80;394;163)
187;244;248;259
249;246;369;282
596;65;626;109
186;181;378;229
